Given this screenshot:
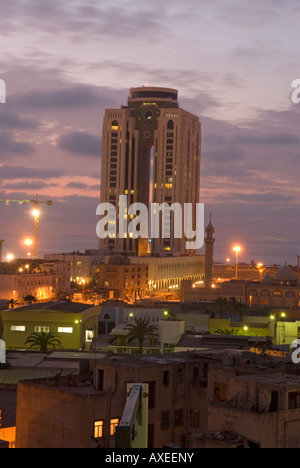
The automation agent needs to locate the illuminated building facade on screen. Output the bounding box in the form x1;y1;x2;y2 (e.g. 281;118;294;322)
0;260;70;301
99;87;201;257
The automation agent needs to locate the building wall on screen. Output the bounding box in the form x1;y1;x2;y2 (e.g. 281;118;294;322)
0;261;70;301
131;255;205;293
1;310;82;350
99;87;201;258
206;366;300;448
15;382;110;448
44;253;104;284
247;284;300;310
15;356;210;448
93;360;208;448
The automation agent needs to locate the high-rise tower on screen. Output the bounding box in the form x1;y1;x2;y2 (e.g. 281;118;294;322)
99;86;201;257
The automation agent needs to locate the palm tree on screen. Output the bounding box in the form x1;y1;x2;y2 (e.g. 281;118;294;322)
24;331;63;352
215;297;228;317
233;302;248;322
8;299;20;309
125;318;159;353
24;294;38;304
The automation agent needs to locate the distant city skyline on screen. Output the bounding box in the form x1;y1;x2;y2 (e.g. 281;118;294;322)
0;0;299;265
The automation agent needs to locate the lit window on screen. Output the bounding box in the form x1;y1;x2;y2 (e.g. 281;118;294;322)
58;327;73;334
214;382;228;403
94;420;104;439
86;329;95;342
110;418;119;436
10;325;25;332
34;326;49;333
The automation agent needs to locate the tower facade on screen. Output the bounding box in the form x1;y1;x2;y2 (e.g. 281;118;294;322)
99;87;201;257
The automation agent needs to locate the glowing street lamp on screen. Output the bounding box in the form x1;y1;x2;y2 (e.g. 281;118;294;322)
24;238;33;247
233;246;241;279
24;238;33;258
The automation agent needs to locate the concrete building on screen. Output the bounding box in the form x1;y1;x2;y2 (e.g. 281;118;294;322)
182;266;300;313
44;250;104;285
0;301;97;350
14;348;300;448
0;259;70;302
246;266;300;310
189;356;300;448
99;86;201;257
94;257;148;300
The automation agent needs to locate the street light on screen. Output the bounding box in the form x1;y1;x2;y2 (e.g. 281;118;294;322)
233;246;241;279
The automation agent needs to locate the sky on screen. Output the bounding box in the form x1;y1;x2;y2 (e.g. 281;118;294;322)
0;0;299;266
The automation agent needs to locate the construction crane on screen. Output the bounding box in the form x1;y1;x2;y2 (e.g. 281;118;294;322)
0;194;53;259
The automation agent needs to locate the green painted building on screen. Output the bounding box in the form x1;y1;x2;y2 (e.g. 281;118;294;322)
0;301;96;351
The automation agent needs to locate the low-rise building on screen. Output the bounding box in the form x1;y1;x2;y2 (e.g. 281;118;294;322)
0;260;70;302
0;301;96;350
14;349;300;448
182;266;300;313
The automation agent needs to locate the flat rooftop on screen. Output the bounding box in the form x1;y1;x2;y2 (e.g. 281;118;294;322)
4;301;94;313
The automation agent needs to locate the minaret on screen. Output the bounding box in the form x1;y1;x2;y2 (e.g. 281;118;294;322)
204;213;215;288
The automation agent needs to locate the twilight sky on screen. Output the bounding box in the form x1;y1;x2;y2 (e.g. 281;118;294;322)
0;0;299;265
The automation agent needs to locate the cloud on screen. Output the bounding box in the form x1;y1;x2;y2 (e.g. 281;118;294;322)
66;181;99;190
16;86;103;110
0;110;37;130
58;131;101;157
0;165;65;179
0;133;35;157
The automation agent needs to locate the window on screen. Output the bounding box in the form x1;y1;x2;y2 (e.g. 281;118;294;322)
190;409;199;428
58;327;73;334
110;418;119;436
214;382;228;403
94;420;104;439
145;381;156;409
161;410;170;429
175;409;183;427
163;370;170;387
85;329;95;342
10;325;25;332
34;326;49;333
269;391;279;412
289;392;300;410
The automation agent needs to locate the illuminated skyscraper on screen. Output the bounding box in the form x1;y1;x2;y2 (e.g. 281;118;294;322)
99;86;201;257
